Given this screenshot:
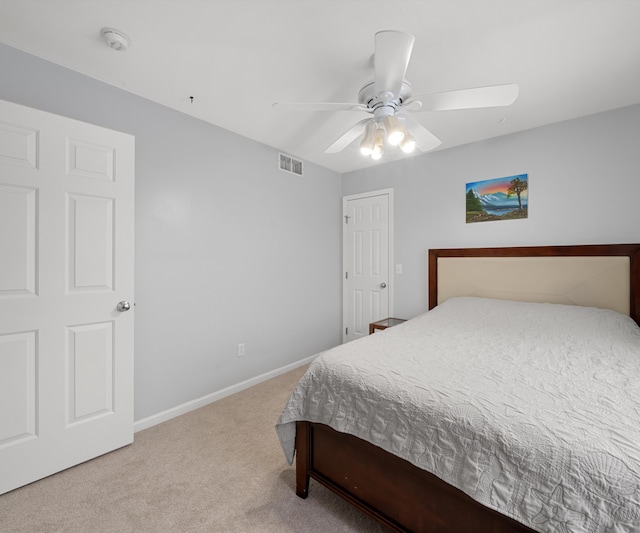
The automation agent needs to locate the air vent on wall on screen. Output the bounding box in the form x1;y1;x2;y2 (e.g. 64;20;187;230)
279;153;303;176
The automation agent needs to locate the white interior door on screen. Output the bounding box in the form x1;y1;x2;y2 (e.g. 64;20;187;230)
0;99;135;495
343;189;393;343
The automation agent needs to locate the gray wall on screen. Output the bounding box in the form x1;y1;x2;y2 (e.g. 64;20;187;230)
0;44;343;421
343;104;640;320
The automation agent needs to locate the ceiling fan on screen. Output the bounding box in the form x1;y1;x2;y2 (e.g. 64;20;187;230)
273;30;519;159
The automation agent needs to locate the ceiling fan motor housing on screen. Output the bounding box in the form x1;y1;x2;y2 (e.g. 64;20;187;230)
358;80;413;111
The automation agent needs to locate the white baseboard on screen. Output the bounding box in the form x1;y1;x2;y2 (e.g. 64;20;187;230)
133;355;316;433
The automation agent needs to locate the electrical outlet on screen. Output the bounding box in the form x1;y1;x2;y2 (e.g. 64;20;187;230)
237;343;245;357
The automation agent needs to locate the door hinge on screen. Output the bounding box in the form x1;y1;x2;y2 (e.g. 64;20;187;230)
345;271;348;279
345;327;348;335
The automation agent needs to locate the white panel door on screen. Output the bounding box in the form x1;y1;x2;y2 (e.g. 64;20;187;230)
0;99;135;495
343;190;392;342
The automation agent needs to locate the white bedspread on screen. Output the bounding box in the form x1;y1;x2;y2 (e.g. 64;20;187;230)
275;297;640;533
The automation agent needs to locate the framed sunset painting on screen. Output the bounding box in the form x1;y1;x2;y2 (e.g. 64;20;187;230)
466;173;528;223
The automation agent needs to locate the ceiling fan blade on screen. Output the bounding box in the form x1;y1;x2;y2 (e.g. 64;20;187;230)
408;83;519;112
374;30;415;98
273;102;368;112
325;118;371;154
400;115;441;152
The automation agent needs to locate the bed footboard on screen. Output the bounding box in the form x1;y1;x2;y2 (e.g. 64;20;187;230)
295;421;536;533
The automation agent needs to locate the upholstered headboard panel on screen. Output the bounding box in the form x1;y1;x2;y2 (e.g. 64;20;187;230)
428;244;640;326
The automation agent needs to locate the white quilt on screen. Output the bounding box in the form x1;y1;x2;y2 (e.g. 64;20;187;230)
275;297;640;533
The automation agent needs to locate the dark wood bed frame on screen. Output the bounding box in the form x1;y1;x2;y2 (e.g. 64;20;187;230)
295;243;640;532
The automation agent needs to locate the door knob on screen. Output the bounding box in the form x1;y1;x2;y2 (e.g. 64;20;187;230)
380;282;387;289
117;301;131;312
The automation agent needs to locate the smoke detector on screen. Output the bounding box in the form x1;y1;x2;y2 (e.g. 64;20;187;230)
101;28;130;51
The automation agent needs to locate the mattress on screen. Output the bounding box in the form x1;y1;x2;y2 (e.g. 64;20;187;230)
275;297;640;533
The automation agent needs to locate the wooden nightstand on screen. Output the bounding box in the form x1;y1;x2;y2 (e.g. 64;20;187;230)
369;317;407;335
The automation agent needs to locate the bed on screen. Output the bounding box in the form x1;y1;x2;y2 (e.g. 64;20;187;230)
276;244;640;533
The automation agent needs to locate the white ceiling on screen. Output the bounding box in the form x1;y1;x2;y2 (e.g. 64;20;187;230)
1;0;639;174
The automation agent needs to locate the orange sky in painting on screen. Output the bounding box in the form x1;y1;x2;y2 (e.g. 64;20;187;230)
467;174;528;197
477;180;510;195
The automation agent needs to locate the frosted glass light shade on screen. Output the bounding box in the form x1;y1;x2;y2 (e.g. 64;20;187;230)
371;127;385;159
360;122;377;155
400;134;416;153
383;115;405;146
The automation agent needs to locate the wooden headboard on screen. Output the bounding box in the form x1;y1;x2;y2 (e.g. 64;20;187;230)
428;244;640;326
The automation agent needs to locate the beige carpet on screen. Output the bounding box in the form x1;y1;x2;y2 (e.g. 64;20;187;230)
0;365;387;532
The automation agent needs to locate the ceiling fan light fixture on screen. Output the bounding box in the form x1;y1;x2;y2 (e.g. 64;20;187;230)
383;115;405;146
360;122;377;156
400;134;416;153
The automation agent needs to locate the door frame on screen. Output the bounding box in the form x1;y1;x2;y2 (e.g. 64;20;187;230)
342;188;394;343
